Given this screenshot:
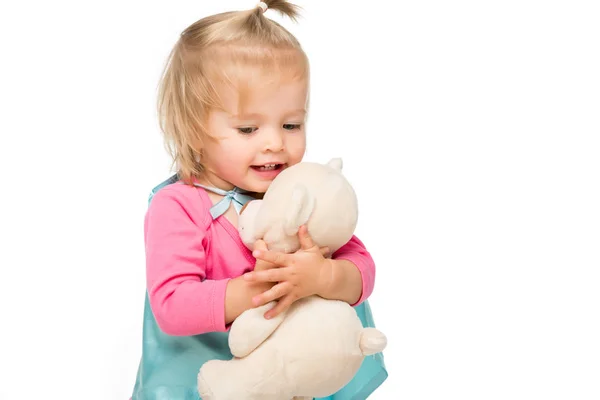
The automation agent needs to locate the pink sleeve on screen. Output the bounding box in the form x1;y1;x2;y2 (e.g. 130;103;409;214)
144;187;229;336
332;235;376;306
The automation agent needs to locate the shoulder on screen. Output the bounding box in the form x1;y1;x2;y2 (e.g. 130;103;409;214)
147;181;213;230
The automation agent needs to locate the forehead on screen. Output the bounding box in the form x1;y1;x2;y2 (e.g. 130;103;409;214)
217;73;309;118
203;44;310;117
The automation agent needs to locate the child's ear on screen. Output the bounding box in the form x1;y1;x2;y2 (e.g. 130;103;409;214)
284;184;315;236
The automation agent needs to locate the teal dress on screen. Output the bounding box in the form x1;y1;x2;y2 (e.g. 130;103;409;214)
131;175;388;399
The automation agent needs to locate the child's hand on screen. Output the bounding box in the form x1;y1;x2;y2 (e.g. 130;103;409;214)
243;225;332;319
224;239;278;324
252;239;277;272
247;239;278;298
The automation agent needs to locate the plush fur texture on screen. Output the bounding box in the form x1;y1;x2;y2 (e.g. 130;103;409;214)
197;158;387;400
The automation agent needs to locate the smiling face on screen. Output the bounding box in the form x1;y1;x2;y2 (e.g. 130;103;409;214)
198;75;308;193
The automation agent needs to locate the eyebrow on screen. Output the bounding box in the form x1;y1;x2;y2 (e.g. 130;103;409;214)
231;109;307;120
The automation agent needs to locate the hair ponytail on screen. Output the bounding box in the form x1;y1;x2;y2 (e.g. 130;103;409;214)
253;0;301;21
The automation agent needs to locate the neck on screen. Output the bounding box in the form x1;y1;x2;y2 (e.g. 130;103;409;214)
192;173;264;199
194;172;235;192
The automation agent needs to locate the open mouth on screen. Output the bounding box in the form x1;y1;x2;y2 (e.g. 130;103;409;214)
251;163;285;171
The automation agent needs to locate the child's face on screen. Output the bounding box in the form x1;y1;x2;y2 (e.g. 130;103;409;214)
201;77;308;193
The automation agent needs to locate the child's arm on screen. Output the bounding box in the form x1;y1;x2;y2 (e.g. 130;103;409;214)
145;187;269;336
224;273;273;324
324;235;376;306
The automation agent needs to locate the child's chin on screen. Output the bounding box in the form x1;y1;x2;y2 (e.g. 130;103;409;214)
246;182;269;194
256;176;280;190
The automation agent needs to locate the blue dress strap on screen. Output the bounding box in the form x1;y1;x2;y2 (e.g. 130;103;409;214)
148;174;180;203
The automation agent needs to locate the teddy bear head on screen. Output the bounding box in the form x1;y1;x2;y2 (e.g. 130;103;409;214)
238;158;358;254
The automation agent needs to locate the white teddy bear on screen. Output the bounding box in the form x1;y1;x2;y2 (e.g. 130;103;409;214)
197;158;387;400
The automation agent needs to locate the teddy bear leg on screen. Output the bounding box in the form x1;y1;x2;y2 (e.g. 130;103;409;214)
292;397;313;400
199;356;290;400
228;301;287;358
198;359;237;400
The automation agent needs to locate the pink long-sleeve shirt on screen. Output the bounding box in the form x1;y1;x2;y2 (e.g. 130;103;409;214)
144;181;376;336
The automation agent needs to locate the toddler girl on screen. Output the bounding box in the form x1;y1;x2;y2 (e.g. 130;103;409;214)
131;1;384;399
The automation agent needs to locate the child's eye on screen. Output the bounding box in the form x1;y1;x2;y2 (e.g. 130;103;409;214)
283;124;302;131
238;127;257;134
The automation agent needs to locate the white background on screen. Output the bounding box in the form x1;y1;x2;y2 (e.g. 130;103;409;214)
1;0;599;399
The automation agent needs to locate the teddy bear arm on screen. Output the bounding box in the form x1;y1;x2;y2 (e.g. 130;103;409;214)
228;301;287;358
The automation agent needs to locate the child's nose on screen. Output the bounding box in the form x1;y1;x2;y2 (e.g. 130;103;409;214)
262;128;285;152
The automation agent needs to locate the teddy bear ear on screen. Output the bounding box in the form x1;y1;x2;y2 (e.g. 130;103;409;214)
284;184;315;236
326;157;343;171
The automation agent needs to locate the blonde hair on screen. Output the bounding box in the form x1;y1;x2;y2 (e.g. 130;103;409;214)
157;0;310;184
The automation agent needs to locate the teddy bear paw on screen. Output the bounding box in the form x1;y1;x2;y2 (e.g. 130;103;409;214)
197;370;215;400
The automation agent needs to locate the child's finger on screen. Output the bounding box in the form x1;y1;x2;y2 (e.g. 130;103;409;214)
253;258;278;272
320;247;331;257
253;239;268;251
265;293;296;319
253;249;289;266
252;282;291;307
298;225;315;250
244;268;287;283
